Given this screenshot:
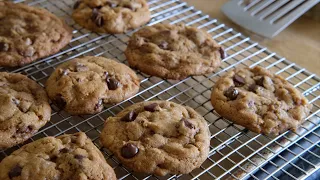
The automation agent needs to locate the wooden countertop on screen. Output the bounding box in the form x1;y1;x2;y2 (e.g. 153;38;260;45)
184;0;320;75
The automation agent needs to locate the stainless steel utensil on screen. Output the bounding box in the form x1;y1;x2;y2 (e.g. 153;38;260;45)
222;0;320;38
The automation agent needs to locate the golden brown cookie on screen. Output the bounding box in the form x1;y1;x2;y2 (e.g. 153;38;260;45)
72;0;151;34
46;56;140;115
211;66;312;135
100;101;211;176
0;72;51;149
125;24;224;79
0;132;117;180
0;2;72;67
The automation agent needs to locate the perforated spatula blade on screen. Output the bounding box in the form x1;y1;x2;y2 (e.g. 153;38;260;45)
222;0;320;38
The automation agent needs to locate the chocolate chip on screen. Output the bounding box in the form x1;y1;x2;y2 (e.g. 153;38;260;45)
95;99;103;110
0;42;9;52
219;47;226;59
54;94;66;109
60;148;69;153
106;1;117;8
50;155;58;162
248;100;254;107
248;84;258;92
91;8;104;27
182;118;195;129
121;110;137;122
158;41;168;50
103;71;109;78
73;1;81;9
256;77;264;87
24;46;34;57
8;165;22;178
144;103;158;112
224;87;238;100
75;63;88;72
17;125;33;134
62;69;69;76
123;4;134;10
25;38;32;46
12;98;20;105
121;143;138;158
74;154;85;160
233;75;245;87
106;78;119;90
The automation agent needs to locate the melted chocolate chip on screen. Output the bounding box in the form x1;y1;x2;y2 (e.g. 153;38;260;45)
75;63;88;72
12;98;20;105
158;41;168;50
224;87;238;100
62;69;69;76
182;118;195;129
103;71;109;78
91;8;104;27
94;99;103;110
255;77;264;87
123;4;134;10
106;78;119;90
60;148;70;153
24;47;35;57
121;143;138;158
233;75;245;87
54;94;66;109
248;84;258;92
74;154;85;160
248;100;254;107
144;103;158;112
121;111;138;122
50;155;58;163
16;125;33;134
219;47;226;59
0;42;9;52
73;1;81;9
8;165;22;178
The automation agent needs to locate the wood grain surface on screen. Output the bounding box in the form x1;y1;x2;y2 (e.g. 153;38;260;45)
184;0;320;75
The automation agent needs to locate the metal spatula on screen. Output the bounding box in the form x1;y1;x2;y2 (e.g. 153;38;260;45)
222;0;320;38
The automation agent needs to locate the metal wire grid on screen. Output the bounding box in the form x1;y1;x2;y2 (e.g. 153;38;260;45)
0;0;319;179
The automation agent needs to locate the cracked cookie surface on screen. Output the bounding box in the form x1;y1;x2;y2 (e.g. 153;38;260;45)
0;2;72;67
100;100;211;176
0;132;117;180
0;72;51;149
211;66;312;135
46;56;140;115
72;0;150;34
125;24;223;79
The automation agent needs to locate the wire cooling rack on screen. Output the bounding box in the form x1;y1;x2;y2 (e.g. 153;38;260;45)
1;0;319;179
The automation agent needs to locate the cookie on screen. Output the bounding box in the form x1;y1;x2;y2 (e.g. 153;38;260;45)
72;0;151;34
125;24;223;80
0;72;51;149
46;56;140;115
0;2;72;67
100;100;211;176
211;66;312;135
0;132;117;180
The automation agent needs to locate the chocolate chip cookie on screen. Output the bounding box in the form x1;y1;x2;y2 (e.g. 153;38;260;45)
0;72;51;149
0;132;117;180
46;56;140;115
0;2;72;67
72;0;151;34
100;101;211;176
211;66;312;135
125;24;223;79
